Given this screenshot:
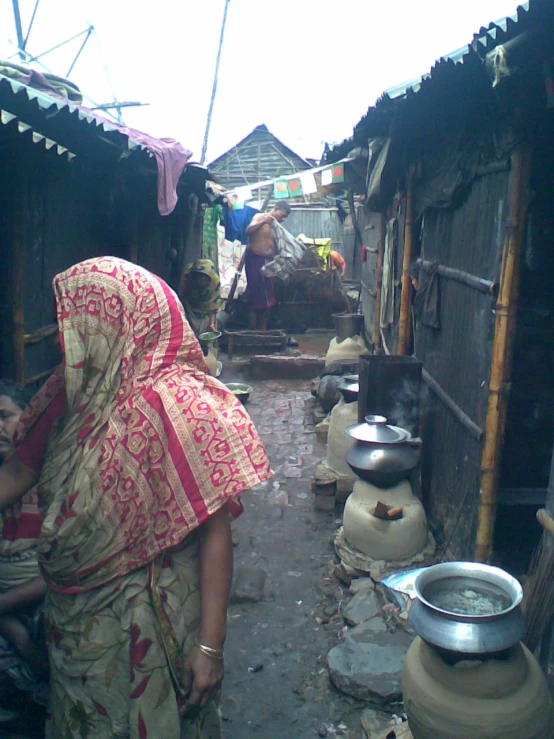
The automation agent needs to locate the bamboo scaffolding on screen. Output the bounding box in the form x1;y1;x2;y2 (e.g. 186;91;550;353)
474;147;532;563
397;173;414;355
373;213;385;350
417;259;498;295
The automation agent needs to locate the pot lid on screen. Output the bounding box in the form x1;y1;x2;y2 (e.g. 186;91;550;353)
346;415;411;443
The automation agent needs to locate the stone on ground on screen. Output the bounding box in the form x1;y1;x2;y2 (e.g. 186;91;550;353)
230;566;267;603
342;589;379;625
327;631;413;706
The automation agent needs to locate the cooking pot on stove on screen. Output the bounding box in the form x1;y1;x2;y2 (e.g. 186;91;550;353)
337;375;359;404
385;562;525;655
345;414;421;487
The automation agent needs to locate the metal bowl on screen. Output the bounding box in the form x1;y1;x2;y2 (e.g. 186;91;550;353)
199;330;222;343
225;382;253;404
414;561;523;622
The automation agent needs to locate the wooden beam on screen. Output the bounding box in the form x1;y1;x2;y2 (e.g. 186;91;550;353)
397;172;414;355
24;323;57;345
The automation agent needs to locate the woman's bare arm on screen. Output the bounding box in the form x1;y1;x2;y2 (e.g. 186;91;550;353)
0;455;39;513
183;503;233;710
0;576;47;615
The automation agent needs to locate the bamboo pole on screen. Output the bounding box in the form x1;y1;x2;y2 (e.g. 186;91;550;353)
12;202;25;386
397;172;414;355
373;213;385;350
474;147;532;563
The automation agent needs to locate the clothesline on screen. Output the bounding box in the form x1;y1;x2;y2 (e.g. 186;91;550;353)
221;157;354;196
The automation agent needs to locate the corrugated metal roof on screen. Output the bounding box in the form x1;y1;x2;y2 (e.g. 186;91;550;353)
384;1;531;101
0;72;151;155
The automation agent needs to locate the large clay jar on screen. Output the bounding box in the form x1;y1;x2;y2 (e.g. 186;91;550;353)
327;399;358;484
343;479;427;560
402;637;554;739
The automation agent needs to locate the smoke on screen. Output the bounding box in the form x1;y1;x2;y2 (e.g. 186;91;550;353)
388;378;429;436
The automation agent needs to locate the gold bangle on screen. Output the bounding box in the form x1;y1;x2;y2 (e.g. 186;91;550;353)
194;640;224;660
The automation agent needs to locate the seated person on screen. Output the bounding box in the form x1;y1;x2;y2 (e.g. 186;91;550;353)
181;259;223;338
0;380;48;718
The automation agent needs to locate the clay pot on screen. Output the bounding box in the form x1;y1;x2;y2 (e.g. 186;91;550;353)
342;480;427;560
402;637;554;739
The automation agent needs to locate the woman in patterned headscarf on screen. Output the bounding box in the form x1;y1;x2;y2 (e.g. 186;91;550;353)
0;257;272;738
181;259;223;338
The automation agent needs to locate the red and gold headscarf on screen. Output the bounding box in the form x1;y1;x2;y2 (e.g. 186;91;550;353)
17;257;271;593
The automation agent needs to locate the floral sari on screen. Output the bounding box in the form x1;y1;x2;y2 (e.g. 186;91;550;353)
15;257;272;737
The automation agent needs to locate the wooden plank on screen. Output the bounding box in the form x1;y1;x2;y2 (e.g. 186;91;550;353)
24;322;57;345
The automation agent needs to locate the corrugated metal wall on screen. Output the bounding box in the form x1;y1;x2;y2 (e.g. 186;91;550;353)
1;128;198;387
285;208;344;249
415;170;509;557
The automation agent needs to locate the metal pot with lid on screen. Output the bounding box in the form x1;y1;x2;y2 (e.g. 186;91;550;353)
345;414;421;487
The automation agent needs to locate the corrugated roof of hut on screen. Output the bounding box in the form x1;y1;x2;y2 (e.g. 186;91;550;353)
208;124;312;191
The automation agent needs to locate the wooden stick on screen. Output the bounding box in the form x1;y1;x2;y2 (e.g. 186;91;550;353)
475;147;532;563
417;259;498;295
24;323;58;345
537;509;554;539
24;366;57;387
422;368;483;441
12;214;25;386
373;213;385;350
397;172;414;355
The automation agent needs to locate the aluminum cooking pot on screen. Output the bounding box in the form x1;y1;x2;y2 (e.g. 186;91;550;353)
337;375;359;404
384;562;525;655
332;312;364;340
345;415;421;487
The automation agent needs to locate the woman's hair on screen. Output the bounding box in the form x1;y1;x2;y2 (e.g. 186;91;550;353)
0;379;31;410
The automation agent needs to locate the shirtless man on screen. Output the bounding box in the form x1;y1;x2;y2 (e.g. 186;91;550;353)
244;201;291;330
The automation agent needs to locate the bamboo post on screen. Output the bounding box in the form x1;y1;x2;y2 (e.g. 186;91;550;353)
373;213;385;350
397;171;414;355
474;147;532;562
12;200;25;386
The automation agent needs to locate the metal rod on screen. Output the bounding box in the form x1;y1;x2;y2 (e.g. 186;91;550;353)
397;170;415;355
23;0;41;50
422;368;484;441
475;147;532;563
27;27;90;62
417;258;498;295
200;0;231;165
66;26;93;78
91;102;150;111
11;0;25;59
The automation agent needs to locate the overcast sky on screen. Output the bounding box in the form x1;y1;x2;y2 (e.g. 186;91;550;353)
1;0;520;164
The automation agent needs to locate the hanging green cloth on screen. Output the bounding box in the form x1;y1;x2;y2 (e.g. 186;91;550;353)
203;205;224;266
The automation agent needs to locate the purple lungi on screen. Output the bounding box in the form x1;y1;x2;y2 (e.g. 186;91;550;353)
245;250;276;311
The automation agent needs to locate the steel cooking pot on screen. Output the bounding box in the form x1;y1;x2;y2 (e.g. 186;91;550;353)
384;562;525;655
337;375;359;404
344;414;421;487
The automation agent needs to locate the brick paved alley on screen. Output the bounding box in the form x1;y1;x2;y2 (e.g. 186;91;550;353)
221;378;392;739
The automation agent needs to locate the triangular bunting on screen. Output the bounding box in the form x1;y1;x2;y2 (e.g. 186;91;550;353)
44;138;56;150
17;121;31;133
56;145;68;156
1;110;16;125
32;132;45;144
